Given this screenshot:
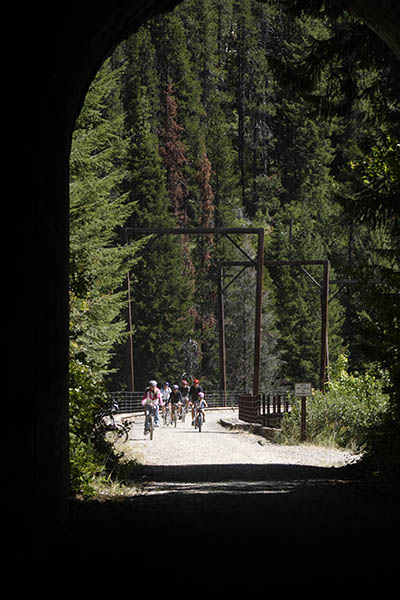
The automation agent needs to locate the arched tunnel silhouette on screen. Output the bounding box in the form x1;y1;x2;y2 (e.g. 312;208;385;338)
8;0;400;568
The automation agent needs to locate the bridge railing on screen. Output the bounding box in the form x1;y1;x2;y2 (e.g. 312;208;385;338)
239;391;291;427
108;389;243;414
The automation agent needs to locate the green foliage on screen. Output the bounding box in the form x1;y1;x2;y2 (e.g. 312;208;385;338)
346;136;400;478
123;76;196;389
69;359;108;497
68;0;400;488
69;433;105;498
70;58;139;376
114;0;399;391
69;58;140;495
280;355;390;450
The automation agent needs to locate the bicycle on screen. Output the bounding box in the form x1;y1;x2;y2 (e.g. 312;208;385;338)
180;401;188;423
120;415;135;440
94;403;132;443
171;402;181;427
144;403;156;440
162;403;170;426
194;406;204;432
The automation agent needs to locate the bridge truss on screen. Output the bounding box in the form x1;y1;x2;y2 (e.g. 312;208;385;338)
124;226;370;406
124;227;264;400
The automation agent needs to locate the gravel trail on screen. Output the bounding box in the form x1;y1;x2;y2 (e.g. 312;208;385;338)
122;408;357;470
56;409;398;579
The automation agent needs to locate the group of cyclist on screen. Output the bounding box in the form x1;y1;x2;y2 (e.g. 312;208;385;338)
142;377;207;435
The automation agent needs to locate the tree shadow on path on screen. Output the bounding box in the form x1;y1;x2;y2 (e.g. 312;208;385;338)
52;462;399;580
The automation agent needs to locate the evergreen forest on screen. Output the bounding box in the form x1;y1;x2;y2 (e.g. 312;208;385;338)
69;0;400;493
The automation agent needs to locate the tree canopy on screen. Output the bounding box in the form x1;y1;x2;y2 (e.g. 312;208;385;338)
69;0;400;491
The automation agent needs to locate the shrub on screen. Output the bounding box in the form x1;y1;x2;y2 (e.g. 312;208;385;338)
280;355;390;451
69;358;111;497
69;433;107;498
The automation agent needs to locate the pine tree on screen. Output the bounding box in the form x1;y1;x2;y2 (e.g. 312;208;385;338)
150;8;205;220
159;82;188;225
115;0;397;394
70;58;137;377
122;26;160;131
69;57;140;494
124;84;195;390
201;0;241;227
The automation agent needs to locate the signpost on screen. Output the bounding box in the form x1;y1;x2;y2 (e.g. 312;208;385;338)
294;383;312;397
295;383;312;441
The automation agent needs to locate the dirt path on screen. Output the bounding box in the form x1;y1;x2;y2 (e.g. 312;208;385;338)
121;408;357;470
55;410;399;579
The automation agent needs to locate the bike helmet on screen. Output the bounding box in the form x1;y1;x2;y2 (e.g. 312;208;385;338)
164;381;169;386
193;378;200;384
149;380;157;387
172;384;179;390
198;392;204;398
181;380;188;385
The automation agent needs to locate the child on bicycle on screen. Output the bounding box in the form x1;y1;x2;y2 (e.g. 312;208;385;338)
180;379;190;413
169;384;183;421
142;380;161;434
194;391;208;426
160;382;171;422
189;378;203;425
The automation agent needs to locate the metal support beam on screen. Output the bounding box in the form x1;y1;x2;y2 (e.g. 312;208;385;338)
125;227;264;398
126;270;135;392
125;230;135;391
253;229;265;397
320;261;330;392
217;229;264;399
222;266;248;294
217;263;227;406
221;261;253;293
264;259;329;267
125;227;262;236
264;258;330;391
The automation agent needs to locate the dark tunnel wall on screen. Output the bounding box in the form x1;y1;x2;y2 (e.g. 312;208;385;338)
7;0;399;554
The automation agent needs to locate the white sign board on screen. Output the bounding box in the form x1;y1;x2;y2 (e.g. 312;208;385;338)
294;383;312;396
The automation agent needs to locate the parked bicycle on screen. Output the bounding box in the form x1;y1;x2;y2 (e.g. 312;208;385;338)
94;401;133;443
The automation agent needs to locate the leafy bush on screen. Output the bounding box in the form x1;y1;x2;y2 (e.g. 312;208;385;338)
69;433;107;498
69;358;112;497
280;355;390;451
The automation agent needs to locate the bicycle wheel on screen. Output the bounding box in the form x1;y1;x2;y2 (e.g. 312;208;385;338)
149;414;154;440
197;413;202;432
173;409;177;427
114;423;129;443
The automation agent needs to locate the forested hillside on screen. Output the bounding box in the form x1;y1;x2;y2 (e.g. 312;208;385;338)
69;0;399;488
100;0;397;390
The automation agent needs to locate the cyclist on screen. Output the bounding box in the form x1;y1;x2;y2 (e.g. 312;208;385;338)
189;378;203;425
194;391;208;427
160;381;171;423
169;384;183;422
142;380;161;434
180;379;190;413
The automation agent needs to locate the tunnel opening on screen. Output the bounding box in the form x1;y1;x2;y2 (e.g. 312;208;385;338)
18;0;399;559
